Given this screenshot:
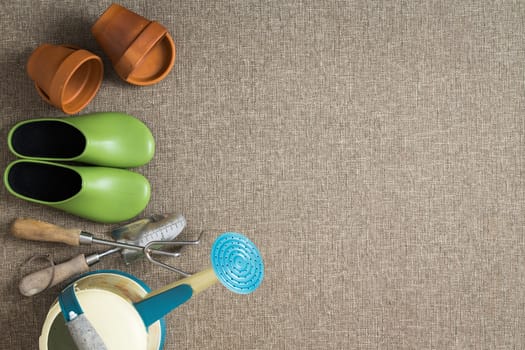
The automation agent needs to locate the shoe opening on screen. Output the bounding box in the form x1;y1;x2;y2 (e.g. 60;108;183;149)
8;162;82;202
11;121;86;158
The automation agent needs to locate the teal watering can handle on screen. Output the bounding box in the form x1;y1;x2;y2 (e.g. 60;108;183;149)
59;284;108;350
134;284;193;328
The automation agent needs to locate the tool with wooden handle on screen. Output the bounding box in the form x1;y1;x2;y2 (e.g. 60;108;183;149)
18;248;121;297
11;218;183;254
12;217;186;296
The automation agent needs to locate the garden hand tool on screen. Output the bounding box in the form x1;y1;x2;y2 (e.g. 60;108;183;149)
13;215;186;296
112;213;188;264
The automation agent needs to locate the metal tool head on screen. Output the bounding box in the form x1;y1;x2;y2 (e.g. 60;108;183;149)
111;213;187;264
144;230;205;277
110;216;157;241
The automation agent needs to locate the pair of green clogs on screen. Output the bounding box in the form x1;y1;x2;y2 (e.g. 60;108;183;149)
4;112;154;223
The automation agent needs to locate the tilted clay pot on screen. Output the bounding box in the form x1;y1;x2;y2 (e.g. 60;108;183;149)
92;3;175;86
27;44;103;115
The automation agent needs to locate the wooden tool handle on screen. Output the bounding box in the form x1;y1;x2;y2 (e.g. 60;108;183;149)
11;218;82;246
19;254;89;297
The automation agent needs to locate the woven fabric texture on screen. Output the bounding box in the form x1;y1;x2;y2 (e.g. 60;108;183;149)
0;1;524;349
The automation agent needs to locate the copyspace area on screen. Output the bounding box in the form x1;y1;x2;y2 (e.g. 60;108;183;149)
0;1;524;349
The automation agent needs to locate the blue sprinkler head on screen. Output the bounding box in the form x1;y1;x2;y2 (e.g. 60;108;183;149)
210;232;264;294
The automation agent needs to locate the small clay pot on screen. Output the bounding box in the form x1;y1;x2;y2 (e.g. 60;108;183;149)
27;44;103;115
92;4;176;86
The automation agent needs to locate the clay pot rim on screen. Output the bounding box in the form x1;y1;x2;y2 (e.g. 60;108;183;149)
46;48;103;114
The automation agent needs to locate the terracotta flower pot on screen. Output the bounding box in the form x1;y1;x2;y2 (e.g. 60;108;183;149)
27;44;103;115
92;3;176;86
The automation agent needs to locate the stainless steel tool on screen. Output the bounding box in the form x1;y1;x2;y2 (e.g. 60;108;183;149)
13;214;190;296
112;213;187;264
143;230;205;276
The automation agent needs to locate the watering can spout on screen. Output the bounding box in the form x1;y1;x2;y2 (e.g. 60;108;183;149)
133;284;193;328
134;232;264;328
133;232;264;327
134;268;218;327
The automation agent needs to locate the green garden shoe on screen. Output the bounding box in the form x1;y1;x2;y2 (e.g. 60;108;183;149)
8;112;154;168
4;160;151;223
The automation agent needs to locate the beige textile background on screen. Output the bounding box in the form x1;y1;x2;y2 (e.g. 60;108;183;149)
0;1;524;349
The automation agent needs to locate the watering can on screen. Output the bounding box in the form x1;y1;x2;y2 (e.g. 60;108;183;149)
39;232;264;350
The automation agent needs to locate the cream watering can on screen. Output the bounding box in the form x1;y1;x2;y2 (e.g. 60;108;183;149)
39;232;264;350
